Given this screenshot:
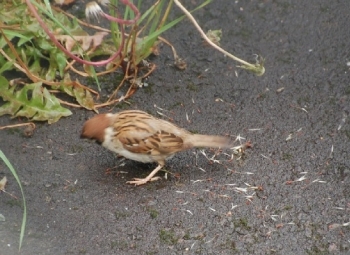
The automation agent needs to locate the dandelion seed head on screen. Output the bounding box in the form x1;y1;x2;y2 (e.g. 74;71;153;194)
85;2;104;22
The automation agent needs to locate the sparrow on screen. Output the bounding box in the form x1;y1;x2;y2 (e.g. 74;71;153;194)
81;110;232;186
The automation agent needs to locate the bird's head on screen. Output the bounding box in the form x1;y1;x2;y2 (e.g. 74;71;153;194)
80;114;112;144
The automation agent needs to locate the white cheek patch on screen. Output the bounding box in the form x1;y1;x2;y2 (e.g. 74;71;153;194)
102;127;116;150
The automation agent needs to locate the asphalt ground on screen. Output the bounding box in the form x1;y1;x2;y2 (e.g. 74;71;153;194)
1;0;349;254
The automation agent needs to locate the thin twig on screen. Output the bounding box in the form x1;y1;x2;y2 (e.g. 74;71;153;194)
0;122;36;131
173;0;264;75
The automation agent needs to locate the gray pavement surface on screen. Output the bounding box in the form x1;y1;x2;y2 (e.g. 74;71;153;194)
1;0;349;254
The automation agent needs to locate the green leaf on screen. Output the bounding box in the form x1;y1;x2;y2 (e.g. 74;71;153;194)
55;51;67;77
57;75;96;111
73;85;96;111
0;60;14;74
0;150;27;251
28;57;42;76
0;76;72;124
0;29;26;48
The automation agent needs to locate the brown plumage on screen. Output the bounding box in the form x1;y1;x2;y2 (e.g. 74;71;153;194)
81;110;232;185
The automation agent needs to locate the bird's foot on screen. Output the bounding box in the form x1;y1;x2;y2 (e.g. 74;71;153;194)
126;176;161;186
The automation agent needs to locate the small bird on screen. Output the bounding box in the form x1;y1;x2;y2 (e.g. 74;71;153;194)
81;110;232;186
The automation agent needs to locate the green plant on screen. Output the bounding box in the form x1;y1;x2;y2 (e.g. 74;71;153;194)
0;0;264;124
0;150;27;251
159;229;178;245
0;0;210;123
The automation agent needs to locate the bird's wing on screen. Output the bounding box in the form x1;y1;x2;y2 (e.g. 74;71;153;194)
113;111;185;156
117;130;184;156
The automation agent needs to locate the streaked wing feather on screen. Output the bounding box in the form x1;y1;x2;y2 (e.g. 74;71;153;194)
118;130;184;156
113;111;185;156
156;131;184;153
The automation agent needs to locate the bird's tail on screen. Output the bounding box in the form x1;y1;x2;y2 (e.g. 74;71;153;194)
186;134;233;149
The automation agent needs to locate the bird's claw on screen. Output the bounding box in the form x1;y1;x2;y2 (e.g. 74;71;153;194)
126;176;161;186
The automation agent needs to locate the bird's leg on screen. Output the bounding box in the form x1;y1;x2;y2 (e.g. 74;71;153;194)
126;161;165;186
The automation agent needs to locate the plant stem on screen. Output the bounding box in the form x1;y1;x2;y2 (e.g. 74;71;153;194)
173;0;264;75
